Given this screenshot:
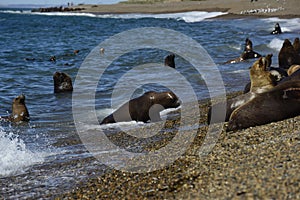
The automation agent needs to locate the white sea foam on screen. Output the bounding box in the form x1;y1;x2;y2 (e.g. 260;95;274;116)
267;38;284;51
0;10;227;23
0;128;45;177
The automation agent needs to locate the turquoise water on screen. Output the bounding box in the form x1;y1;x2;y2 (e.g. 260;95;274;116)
0;8;300;198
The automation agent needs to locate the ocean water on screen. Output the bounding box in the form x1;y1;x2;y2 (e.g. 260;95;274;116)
0;8;300;198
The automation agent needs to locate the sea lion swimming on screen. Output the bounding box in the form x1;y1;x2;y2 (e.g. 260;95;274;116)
225;38;262;64
53;71;73;93
278;39;300;69
164;54;175;68
0;94;30;123
100;91;181;124
227;80;300;131
270;23;282;34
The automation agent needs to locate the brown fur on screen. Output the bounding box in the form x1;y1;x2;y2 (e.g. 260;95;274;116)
249;56;276;93
53;71;73;93
293;37;300;55
100;91;180;124
287;65;300;76
9;94;30;123
227;80;300;131
278;39;300;69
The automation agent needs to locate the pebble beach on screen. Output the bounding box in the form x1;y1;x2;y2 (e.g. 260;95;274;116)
61;101;300;199
57;0;300;199
1;0;299;199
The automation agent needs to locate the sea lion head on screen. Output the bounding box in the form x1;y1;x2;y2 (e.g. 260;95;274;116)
11;94;30;122
53;71;73;93
250;56;276;93
148;91;181;109
164;54;175;68
244;38;253;52
279;39;300;69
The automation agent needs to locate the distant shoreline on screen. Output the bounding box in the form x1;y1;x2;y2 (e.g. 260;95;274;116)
65;0;300;19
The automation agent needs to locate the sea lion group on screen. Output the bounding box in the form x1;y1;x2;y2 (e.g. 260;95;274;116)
3;29;300;132
1;53;179;124
209;37;300;131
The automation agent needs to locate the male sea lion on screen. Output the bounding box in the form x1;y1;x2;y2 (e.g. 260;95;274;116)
53;71;73;93
278;39;300;69
164;54;175;68
225;38;261;64
227;80;300;131
270;23;282;34
100;91;180;124
0;94;30;123
293;37;300;55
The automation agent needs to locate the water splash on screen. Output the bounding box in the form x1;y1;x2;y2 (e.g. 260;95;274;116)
0;128;45;177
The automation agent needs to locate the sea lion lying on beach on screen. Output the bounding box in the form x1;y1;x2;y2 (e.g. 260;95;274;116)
278;39;300;69
100;91;181;124
270;23;282;34
0;94;30;123
225;38;262;64
164;54;175;68
209;55;276;124
53;71;73;93
227;80;300;131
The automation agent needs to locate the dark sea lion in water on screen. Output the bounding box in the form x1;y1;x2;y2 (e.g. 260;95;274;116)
225;38;261;64
270;23;282;34
49;56;56;62
227;80;300;131
53;71;73;93
100;91;181;125
278;39;300;69
293;37;300;55
164;54;175;68
0;94;30;123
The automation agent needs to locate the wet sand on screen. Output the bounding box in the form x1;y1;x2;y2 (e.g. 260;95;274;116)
71;0;300;18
